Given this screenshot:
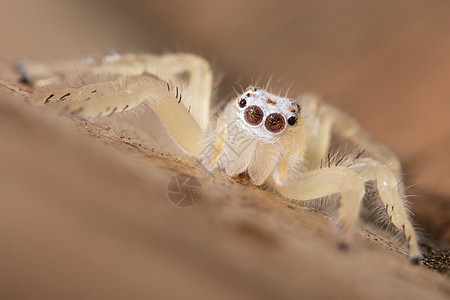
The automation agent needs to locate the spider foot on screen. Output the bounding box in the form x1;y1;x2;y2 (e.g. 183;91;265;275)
410;256;421;265
337;241;349;251
13;61;31;85
19;74;30;85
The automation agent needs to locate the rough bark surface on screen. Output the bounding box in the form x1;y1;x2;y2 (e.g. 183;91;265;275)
0;78;448;299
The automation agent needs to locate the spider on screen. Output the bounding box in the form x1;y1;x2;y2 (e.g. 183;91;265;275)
16;53;421;263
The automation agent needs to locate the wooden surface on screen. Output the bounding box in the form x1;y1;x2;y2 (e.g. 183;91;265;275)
0;0;449;299
0;88;448;299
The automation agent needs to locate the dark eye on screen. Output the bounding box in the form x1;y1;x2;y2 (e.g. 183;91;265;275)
244;105;264;125
265;113;285;133
238;99;247;108
287;116;297;126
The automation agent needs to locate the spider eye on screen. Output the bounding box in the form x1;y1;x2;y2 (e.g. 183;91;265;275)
265;113;285;133
238;99;247;108
287;116;297;126
244;105;264;125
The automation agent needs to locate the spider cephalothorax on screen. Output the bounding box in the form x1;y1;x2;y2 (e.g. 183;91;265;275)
20;53;422;263
203;87;307;185
233;87;301;140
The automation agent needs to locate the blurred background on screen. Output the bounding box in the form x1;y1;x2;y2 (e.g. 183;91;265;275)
0;0;449;297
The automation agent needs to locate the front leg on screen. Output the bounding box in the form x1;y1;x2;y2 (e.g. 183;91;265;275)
33;74;205;157
274;167;365;242
302;95;401;172
18;53;213;130
206;117;228;169
349;158;421;262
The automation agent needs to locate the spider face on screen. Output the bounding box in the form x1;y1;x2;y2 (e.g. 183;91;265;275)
234;87;301;139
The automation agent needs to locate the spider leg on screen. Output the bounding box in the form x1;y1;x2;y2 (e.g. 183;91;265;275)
23;53;214;157
143;53;213;131
273;167;365;243
20;53;213;131
102;53;212;130
349;158;421;262
207;117;228;169
301;95;401;172
34;74;204;157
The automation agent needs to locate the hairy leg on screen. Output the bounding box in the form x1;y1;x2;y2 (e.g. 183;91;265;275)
207;117;228;169
19;53;213;130
33;74;204;157
349;158;421;261
142;54;213;130
274;167;365;241
301;95;401;172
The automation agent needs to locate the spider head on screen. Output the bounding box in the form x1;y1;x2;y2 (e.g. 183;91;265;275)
234;86;301;139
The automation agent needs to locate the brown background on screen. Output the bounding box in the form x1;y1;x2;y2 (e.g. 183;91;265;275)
0;0;449;299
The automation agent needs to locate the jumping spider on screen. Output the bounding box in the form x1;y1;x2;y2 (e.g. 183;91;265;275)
16;53;421;263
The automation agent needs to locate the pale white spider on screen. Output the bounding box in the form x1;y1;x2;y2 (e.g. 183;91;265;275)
17;53;421;263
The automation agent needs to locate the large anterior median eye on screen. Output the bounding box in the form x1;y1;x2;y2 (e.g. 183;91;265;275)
244;105;264;125
265;113;285;133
